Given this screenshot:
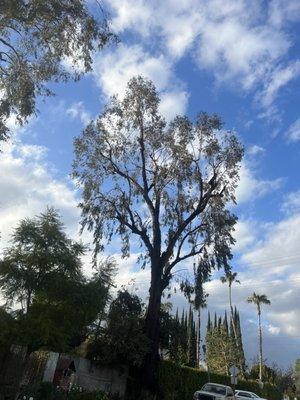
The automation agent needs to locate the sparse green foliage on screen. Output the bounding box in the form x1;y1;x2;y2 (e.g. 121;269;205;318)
0;0;114;141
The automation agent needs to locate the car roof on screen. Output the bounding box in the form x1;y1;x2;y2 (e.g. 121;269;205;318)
204;383;231;389
235;390;255;394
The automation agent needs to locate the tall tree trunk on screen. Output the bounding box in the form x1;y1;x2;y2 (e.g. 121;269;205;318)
258;308;263;382
198;308;201;367
140;266;164;396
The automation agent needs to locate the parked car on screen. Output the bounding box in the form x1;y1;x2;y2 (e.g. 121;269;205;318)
235;390;266;400
194;383;236;400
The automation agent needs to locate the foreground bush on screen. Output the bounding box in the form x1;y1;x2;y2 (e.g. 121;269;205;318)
18;382;119;400
158;361;282;400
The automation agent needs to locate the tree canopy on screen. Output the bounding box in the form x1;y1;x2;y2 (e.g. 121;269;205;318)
87;289;149;367
0;207;84;313
73;75;244;392
0;0;114;141
247;292;271;313
0;208;116;353
74;75;243;285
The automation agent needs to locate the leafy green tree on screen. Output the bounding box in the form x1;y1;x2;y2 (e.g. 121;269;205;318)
88;289;149;368
13;273;107;352
0;208;115;352
247;292;271;382
0;306;14;346
0;209;114;397
0;0;114;141
73;75;243;393
0;207;84;313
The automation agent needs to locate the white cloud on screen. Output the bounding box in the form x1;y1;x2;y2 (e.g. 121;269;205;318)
109;0;153;37
0;140;80;252
285;118;300;142
236;163;283;203
233;220;255;252
259;61;300;108
282;190;300;214
241;214;300;269
104;0;300;115
247;145;265;156
267;324;280;335
159;90;189;121
93;44;188;119
93;44;172;98
269;0;300;28
67;101;92;126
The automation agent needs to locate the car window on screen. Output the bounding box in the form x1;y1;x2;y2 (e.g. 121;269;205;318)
250;394;259;398
202;384;227;396
237;392;252;398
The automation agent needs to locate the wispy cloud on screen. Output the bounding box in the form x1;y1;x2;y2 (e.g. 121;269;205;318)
67;101;92;126
285;118;300;142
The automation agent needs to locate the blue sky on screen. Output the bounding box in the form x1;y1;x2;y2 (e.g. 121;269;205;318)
1;0;300;369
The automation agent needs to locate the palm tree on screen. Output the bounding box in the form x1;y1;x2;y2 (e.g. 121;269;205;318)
247;292;271;382
220;271;240;343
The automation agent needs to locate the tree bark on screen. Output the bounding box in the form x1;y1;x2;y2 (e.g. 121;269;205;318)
258;307;263;382
198;308;201;367
140;264;164;396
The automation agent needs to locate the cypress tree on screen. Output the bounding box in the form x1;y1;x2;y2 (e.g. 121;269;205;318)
236;309;246;373
218;316;222;330
207;311;212;332
214;312;217;328
224;311;229;336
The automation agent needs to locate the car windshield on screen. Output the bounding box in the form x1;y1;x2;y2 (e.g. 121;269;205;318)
251;394;259;398
202;384;227;396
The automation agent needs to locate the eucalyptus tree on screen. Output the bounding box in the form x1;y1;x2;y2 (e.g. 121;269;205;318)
247;292;271;382
220;270;240;342
73;76;244;393
0;0;114;141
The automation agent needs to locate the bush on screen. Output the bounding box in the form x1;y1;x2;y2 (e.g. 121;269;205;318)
18;382;119;400
158;361;282;400
19;382;53;400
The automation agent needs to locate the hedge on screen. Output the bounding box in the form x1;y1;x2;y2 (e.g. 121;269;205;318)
14;382;121;400
158;361;282;400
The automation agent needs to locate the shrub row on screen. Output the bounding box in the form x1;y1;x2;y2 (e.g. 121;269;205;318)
15;382;120;400
158;361;282;400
